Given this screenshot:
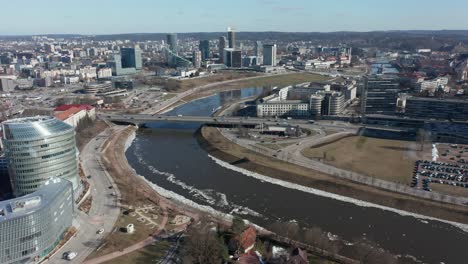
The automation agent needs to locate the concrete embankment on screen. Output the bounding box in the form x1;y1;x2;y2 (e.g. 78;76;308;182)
196;126;468;227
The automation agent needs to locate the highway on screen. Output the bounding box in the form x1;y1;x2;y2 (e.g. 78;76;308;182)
49;127;122;263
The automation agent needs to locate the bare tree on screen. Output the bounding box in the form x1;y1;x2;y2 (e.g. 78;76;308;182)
182;224;227;264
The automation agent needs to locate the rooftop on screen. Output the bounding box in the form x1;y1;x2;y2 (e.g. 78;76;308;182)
54;104;95;112
54;107;82;121
0;178;72;221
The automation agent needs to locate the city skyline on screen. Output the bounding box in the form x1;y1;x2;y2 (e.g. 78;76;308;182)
1;0;467;35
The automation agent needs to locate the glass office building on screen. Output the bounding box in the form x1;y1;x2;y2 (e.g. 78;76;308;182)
1;116;79;196
0;178;74;264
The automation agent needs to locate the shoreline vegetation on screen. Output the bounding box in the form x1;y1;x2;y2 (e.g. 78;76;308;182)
196;126;468;226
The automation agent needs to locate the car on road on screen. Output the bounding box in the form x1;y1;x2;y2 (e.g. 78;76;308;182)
87;175;91;179
108;186;113;189
63;251;77;260
177;114;183;117
97;228;104;234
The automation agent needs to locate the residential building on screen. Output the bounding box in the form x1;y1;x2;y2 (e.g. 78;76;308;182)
263;44;277;66
199;40;210;61
0;178;74;264
1;117;80;196
361;75;400;115
79;66;97;80
0;76;16;92
192;50;202;68
97;68;113;79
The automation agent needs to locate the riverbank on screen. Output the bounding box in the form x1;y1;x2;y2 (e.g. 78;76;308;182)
104;125;364;264
197;126;468;226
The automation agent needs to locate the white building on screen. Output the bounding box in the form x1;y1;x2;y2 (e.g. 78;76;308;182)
257;100;310;117
79;66;97;80
97;68;112;79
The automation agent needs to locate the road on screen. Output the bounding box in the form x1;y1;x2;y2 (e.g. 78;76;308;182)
49;127;122;263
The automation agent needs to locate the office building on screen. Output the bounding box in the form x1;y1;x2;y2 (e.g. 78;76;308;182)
166;34;178;54
405;97;468;121
199;40;210;61
227;27;235;48
322;92;345;116
1;116;80;196
223;48;242;68
361;75;399;115
254;41;263;65
257;85;347;118
263;44;277;66
219;36;226;63
108;54;136;76
121;47;142;70
0;178;74;264
192;50;202;68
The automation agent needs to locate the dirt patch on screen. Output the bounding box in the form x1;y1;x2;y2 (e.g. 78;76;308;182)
76;120;109;152
197;126;468;225
302;136;425;184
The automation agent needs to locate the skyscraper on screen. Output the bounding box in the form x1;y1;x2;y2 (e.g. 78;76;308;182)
1;116;80;196
166;33;178;54
121;46;142;70
223;48;242;68
227;27;235;49
199;40;210;61
254;41;262;57
193;50;202;68
254;41;263;65
263;44;277;66
219;36;226;63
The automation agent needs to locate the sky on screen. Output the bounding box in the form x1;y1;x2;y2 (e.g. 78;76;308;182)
1;0;467;35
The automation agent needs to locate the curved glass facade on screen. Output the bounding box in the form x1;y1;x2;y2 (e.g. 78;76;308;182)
0;178;74;264
1;116;79;196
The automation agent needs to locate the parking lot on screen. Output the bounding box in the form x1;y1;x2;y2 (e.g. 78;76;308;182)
411;160;468;192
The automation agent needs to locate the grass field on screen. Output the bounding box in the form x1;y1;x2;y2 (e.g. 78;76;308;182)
301;136;423;184
178;71;259;91
235;72;329;88
103;241;171;264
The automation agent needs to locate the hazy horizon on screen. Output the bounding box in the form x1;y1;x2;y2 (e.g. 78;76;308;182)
1;0;467;35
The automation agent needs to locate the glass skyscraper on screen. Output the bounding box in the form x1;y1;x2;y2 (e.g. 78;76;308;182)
121;47;142;70
0;178;74;264
1;116;80;196
166;34;178;54
199;40;210;61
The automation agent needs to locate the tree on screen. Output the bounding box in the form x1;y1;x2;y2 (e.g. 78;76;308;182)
182;224;228;264
231;216;246;235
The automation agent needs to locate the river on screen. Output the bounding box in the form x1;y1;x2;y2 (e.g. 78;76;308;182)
126;87;468;264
